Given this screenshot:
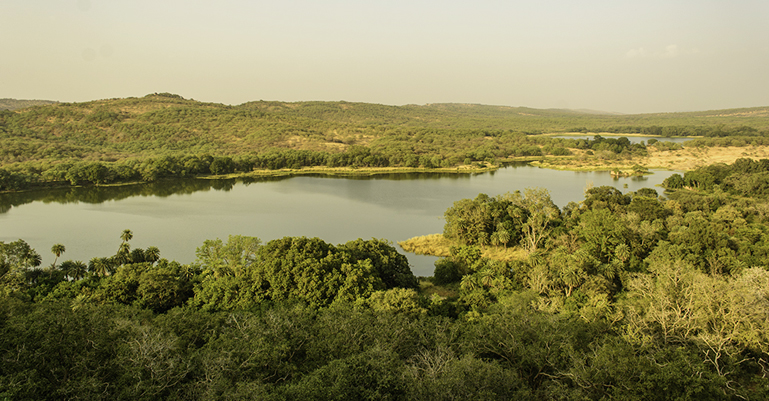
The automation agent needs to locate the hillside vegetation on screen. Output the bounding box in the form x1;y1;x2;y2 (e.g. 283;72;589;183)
2;93;769;191
0;98;57;111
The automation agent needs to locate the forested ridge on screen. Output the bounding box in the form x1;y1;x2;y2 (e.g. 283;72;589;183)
2;159;769;400
0;99;57;111
2;93;769;192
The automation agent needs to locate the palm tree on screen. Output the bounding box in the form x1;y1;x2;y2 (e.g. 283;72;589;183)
460;275;480;291
88;257;108;278
490;231;501;247
105;257;119;276
116;229;134;267
59;260;74;280
561;264;586;297
480;269;495;288
71;261;87;280
116;242;131;265
120;229;133;243
614;243;631;263
145;246;161;264
50;243;65;267
130;248;146;263
180;264;197;281
497;229;511;248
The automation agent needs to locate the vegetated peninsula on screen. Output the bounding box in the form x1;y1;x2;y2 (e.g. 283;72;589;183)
1;92;769;192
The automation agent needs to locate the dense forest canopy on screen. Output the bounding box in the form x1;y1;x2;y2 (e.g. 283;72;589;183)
3;158;769;399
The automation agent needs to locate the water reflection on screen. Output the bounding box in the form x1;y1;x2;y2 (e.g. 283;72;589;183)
550;135;693;144
0;177;284;214
0;165;679;276
0;167;523;215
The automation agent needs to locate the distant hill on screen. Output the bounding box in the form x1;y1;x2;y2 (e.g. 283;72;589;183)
1;93;768;170
0;98;57;111
238;100;769;131
571;109;626;116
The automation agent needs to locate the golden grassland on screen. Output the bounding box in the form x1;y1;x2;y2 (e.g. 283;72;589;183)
398;233;529;261
398;234;454;257
533;145;769;171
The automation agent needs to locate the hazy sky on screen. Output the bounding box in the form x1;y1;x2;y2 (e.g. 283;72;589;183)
2;0;768;113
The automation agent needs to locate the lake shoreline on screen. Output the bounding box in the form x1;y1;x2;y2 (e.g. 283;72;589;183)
2;162;680;273
0;164;503;195
8;144;769;195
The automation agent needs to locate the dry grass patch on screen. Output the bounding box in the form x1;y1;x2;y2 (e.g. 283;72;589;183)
399;234;453;257
399;234;528;262
536;145;769;172
642;145;769;170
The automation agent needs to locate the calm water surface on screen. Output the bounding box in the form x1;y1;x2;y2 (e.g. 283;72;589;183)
550;134;694;144
0;165;678;276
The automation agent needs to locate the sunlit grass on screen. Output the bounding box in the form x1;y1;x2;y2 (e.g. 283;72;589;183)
533;145;769;171
399;234;453;257
399;234;528;262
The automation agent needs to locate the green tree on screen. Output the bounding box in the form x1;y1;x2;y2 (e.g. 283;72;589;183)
144;246;161;264
60;260;87;281
88;257;110;278
194;235;261;278
582;186;631;213
135;261;197;312
120;229;133;243
339;238;418;289
50;243;66;268
576;208;630;265
503;188;560;253
663;173;685;189
284;348;408;400
0;239;42;298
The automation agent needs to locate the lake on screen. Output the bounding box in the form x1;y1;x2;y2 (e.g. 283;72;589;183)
549;134;694;144
0;165;678;276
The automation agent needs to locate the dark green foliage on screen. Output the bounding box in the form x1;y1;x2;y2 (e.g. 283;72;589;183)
566;134;645;155
338;238;418;289
192;236;419;311
628;195;670;221
583;185;631;212
433;258;462;284
662;158;769;199
662;172;685;188
0;239;42;299
443;193;529;247
0;168;34;191
91;260;197;312
0;300;130;401
283;348;407;400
